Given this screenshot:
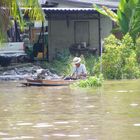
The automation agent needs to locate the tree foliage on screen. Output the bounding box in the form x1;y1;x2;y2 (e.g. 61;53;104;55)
94;34;140;79
0;0;45;42
94;0;140;42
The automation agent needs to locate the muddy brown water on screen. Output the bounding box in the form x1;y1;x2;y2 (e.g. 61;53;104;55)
0;80;140;140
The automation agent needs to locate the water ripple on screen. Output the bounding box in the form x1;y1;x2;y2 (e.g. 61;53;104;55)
0;132;8;136
130;103;138;107
117;90;128;93
54;121;69;124
43;135;50;137
16;123;33;126
68;134;81;137
85;105;95;108
52;133;66;137
133;123;140;126
1;136;34;140
33;123;53;128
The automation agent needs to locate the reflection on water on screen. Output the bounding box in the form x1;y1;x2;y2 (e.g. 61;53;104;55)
0;80;140;140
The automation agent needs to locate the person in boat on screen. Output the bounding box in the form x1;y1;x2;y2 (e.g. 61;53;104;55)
71;57;87;79
65;57;87;80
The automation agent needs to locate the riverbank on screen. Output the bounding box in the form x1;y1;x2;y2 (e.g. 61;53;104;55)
0;63;60;81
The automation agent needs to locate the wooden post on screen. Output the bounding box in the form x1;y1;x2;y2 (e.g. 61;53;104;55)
42;21;45;59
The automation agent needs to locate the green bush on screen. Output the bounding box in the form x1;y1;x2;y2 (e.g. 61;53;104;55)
136;37;140;63
94;34;140;79
85;55;97;76
0;32;6;43
80;54;97;76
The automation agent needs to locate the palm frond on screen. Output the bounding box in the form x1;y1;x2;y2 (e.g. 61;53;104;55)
102;6;118;23
0;0;45;42
93;4;118;23
94;0;140;42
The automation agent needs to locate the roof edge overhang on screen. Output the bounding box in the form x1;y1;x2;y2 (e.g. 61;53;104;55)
20;7;117;15
43;7;97;14
47;0;119;9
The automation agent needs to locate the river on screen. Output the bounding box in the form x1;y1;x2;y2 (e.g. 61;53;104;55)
0;79;140;140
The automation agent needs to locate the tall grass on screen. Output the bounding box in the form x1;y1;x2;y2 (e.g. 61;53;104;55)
42;49;73;76
83;55;98;76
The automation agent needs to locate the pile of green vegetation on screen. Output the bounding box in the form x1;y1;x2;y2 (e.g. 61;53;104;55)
73;74;104;88
94;34;140;79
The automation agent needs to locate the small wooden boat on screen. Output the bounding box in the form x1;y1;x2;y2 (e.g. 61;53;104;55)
22;78;75;86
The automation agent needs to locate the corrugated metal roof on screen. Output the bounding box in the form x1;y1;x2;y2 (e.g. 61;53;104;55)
46;0;119;8
21;7;96;11
43;7;116;11
64;0;119;3
43;8;96;14
43;8;100;20
43;7;94;11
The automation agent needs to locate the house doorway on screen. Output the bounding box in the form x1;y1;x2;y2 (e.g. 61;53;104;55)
74;21;89;45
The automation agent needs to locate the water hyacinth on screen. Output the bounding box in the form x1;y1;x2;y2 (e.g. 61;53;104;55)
73;74;104;88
